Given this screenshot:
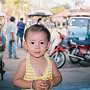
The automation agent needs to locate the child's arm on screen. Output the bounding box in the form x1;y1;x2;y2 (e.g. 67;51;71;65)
13;59;33;89
49;61;62;88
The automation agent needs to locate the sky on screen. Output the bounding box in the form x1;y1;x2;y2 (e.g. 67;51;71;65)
30;0;90;9
30;0;70;8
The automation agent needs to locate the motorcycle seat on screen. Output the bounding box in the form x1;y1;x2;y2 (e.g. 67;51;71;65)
72;39;90;46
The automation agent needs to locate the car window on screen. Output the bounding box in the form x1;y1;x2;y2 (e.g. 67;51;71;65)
69;18;88;27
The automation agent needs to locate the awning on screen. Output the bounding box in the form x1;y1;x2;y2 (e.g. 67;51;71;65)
28;10;53;17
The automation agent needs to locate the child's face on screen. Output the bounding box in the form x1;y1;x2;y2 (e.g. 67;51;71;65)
25;31;50;58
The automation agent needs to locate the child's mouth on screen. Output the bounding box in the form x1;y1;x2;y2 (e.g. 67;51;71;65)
34;52;40;54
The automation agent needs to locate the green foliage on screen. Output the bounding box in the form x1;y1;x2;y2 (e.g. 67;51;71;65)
3;0;31;17
51;6;65;14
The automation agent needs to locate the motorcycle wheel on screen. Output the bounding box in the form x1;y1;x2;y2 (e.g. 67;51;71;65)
79;53;90;66
51;51;66;68
69;48;80;64
79;60;90;67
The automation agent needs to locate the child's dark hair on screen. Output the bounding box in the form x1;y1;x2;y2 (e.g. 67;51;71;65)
24;24;50;41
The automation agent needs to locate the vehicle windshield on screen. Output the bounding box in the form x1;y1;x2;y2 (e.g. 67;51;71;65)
68;18;88;27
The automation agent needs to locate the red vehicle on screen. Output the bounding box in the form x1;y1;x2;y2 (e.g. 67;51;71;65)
50;33;67;68
69;38;90;66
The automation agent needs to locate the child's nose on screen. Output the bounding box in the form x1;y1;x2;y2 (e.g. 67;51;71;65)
35;43;40;48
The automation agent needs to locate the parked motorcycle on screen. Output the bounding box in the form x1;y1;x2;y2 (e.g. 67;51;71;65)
50;33;67;68
69;38;90;66
50;44;66;68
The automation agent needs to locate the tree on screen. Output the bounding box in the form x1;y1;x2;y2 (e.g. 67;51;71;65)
3;0;31;19
51;5;65;14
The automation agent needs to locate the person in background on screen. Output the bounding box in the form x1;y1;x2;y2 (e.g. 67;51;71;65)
0;24;6;58
6;16;18;59
0;24;6;51
37;18;42;24
0;24;6;79
17;18;25;48
13;24;62;90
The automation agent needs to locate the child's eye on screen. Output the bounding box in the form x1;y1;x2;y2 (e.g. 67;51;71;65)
30;42;34;44
40;42;44;44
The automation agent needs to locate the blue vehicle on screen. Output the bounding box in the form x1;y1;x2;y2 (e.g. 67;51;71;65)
67;16;90;41
66;16;90;66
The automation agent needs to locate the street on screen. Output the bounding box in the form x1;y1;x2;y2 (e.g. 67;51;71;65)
55;67;90;90
0;47;90;90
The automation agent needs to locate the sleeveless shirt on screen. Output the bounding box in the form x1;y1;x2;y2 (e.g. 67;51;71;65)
22;53;53;90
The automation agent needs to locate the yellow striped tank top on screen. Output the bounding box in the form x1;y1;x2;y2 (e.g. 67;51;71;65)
22;53;53;90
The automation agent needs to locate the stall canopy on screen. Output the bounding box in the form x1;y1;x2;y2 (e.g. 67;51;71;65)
69;10;90;17
28;10;53;17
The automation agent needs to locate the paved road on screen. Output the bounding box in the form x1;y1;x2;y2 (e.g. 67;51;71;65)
55;67;90;90
0;48;90;90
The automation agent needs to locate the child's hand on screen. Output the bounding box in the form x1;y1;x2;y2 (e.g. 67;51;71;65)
40;80;51;90
32;80;51;90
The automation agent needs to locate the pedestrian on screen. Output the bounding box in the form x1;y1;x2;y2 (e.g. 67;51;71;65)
0;24;6;76
17;18;25;48
13;24;62;90
37;18;42;24
0;23;6;57
6;16;18;59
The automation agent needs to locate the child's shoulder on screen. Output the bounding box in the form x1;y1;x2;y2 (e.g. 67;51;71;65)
48;58;57;67
47;58;55;65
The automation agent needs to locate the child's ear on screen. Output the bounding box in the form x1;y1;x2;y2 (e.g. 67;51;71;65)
23;41;28;50
47;41;51;49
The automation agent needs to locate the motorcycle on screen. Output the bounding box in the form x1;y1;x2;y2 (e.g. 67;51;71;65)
49;34;79;68
50;33;66;68
69;38;90;66
50;44;66;68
